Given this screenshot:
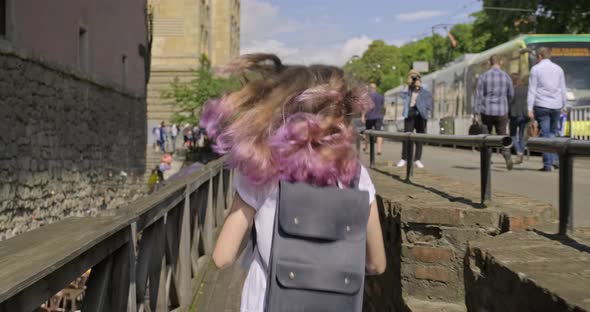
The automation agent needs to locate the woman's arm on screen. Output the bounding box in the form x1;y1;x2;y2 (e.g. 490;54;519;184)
365;199;386;275
212;193;256;269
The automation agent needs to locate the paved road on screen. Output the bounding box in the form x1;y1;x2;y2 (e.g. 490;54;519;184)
368;142;590;228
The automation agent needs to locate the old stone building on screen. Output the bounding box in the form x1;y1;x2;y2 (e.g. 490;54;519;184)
147;0;240;126
0;0;149;239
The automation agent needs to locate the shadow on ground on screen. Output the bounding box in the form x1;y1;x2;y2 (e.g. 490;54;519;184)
372;167;486;209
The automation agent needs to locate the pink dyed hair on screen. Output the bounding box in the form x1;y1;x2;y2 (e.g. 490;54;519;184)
200;54;373;187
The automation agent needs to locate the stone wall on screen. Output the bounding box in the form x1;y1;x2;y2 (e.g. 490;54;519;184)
362;166;556;311
0;50;147;240
465;231;590;312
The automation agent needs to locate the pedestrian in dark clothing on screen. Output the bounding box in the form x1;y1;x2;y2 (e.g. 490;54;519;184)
362;83;385;155
396;70;432;169
474;54;514;170
509;73;529;164
159;121;167;153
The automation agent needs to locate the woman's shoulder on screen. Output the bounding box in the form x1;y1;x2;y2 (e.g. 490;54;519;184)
233;171;275;209
358;165;376;204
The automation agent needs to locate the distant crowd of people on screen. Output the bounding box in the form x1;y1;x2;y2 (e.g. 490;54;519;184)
359;46;566;172
152;122;206;154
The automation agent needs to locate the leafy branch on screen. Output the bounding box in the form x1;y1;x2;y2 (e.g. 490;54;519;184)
163;55;239;126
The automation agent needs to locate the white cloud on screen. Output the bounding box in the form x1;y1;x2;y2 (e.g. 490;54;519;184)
242;36;373;66
241;39;300;61
241;0;300;44
395;10;446;22
373;17;383;23
240;0;372;66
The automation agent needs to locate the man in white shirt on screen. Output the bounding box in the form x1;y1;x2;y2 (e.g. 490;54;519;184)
527;47;567;172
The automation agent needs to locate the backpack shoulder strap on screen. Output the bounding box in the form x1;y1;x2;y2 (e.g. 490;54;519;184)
349;163;362;189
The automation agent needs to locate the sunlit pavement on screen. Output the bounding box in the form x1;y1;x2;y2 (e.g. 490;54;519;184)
364;141;590;228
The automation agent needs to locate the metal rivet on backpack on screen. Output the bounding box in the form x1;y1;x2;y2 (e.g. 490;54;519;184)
344;277;350;285
346;225;351;232
293;217;299;225
289;272;295;280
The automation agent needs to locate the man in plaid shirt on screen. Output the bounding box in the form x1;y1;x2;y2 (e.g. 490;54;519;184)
474;54;514;169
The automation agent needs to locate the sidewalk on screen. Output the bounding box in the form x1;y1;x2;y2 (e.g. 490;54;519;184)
364;141;590;228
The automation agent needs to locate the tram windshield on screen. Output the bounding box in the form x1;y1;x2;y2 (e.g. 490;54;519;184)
529;42;590;90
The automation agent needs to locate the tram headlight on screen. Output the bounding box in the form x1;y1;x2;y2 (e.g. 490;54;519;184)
566;91;576;101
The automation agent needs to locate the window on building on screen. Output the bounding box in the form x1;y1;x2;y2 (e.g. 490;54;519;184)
121;54;128;88
0;0;6;37
78;27;89;71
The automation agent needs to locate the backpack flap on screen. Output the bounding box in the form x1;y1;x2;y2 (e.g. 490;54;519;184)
278;182;369;241
275;260;363;295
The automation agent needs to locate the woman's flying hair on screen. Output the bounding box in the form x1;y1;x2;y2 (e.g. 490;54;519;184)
200;54;373;187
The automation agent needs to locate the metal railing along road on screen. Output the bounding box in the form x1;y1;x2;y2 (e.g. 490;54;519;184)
526;138;590;234
363;130;512;206
0;157;233;312
365;130;590;235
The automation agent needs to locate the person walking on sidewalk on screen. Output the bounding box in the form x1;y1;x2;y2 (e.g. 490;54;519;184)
202;54;386;312
395;70;432;169
170;124;179;153
509;73;529;164
152;125;161;152
362;83;385;155
527;47;567;172
474;54;514;170
159;121;167;153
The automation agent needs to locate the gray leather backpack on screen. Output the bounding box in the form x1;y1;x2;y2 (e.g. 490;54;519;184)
264;180;370;311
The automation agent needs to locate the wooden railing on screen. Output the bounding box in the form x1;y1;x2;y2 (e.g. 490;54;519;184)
0;157;233;312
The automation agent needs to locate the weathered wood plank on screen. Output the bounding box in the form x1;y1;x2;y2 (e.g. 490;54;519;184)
0;217;130;310
149;219;166;312
174;187;193;306
128;222;138;312
215;171;226;227
190;189;204;276
203;173;215;255
136;221;159;305
81;253;114;312
157;259;170;312
111;241;132;312
111;158;225;232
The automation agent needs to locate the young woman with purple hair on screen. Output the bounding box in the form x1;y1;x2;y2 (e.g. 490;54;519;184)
203;54;386;311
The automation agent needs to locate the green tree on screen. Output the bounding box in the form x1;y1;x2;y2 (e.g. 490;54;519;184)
163;55;239;126
472;0;590;49
343;25;479;92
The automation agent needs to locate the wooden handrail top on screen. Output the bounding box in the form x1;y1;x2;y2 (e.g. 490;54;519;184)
0;216;129;303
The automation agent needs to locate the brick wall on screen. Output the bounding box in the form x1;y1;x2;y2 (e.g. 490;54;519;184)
0;50;147;239
362;167;556;311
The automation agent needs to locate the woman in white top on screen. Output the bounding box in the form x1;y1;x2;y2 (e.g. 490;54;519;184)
200;54;387;312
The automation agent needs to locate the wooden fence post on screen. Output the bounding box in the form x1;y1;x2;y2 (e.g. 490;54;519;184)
225;169;234;217
83;230;132;312
215;169;225;227
128;222;138;312
171;187;193;307
203;170;215;255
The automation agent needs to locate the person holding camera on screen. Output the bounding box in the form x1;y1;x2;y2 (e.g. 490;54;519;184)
474;54;514;170
395;70;432;168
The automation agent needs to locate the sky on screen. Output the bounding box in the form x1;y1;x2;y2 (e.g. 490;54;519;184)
240;0;483;66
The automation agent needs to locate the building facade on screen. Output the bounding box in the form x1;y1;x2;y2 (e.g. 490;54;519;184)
147;0;240;125
0;0;148;239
